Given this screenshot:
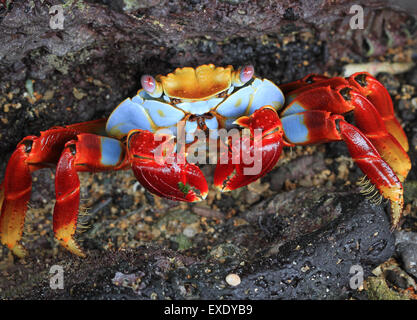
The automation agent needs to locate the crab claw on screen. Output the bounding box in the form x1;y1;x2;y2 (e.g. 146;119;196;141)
127;129;208;202
214;106;285;191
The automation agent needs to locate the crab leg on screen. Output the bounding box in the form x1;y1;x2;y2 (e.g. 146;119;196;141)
0;141;33;257
281;81;410;182
127;129;208;202
279;74;330;94
348;72;409;152
338;120;403;229
282;72;409;152
214;106;285;191
54;134;127;256
0;119;107;257
347;89;411;181
281;110;403;228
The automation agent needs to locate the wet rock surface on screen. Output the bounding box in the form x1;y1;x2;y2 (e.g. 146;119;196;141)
395;231;417;278
0;0;417;300
0;0;416;165
0;187;394;299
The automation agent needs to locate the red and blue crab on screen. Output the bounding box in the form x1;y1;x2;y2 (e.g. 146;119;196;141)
0;64;411;257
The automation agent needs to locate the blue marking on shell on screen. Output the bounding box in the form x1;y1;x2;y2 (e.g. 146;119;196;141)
100;137;123;166
142;100;185;127
216;85;253;118
163;94;171;103
216;78;284;122
106;92;186;138
281;114;309;144
225;118;236;128
106;98;153;137
281;102;307;116
206;117;219;139
205;117;218;130
209;129;219;140
176;99;223;115
166;125;177;136
131;94;144;105
185;120;198;143
247;79;285;115
138;90;153;100
185;120;198;133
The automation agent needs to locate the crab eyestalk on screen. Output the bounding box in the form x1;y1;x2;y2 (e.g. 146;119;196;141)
232;65;254;87
140;75;163;98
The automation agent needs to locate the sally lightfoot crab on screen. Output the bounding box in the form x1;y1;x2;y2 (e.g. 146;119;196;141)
0;64;411;258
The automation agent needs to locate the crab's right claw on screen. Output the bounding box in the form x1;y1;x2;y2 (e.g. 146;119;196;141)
127;130;208;202
214;106;285;191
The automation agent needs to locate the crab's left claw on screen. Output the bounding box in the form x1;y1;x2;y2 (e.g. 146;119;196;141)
214;106;285;191
127;130;208;202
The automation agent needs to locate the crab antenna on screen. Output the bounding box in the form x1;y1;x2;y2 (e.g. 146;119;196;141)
232;65;254;87
140;75;163;98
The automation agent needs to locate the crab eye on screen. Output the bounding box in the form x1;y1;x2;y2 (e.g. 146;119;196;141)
140;75;163;97
141;75;156;93
232;65;254;87
240;65;254;83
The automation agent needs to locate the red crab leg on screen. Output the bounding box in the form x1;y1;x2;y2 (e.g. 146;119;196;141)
348;72;409;152
281;84;354;116
282;82;410;182
0;141;33;257
338;120;403;229
279;74;330;94
0;119;107;257
127;130;208;202
54;134;127;257
281;111;403;228
214;106;286;191
347;88;411;182
285;72;410;152
282;77;351;107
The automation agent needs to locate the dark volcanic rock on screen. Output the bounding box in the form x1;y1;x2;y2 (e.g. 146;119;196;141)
233;191;394;299
3;187;394;300
0;0;416;173
395;231;417;279
0;0;413;301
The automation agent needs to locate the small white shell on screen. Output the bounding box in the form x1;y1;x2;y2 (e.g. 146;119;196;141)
225;273;241;286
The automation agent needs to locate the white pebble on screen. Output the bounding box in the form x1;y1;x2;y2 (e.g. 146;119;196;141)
183;226;197;238
226;273;241;286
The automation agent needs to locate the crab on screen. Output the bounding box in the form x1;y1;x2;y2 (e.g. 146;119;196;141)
0;64;411;258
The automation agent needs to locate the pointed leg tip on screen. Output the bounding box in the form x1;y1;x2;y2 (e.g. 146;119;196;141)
187;190;208;202
389;201;403;232
222;185;233;192
214;183;239;193
200;190;209;200
59;238;86;258
213;180;231;193
10;243;27;258
2;237;27;258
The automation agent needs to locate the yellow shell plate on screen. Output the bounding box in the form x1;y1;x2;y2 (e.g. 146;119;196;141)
159;64;233;100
